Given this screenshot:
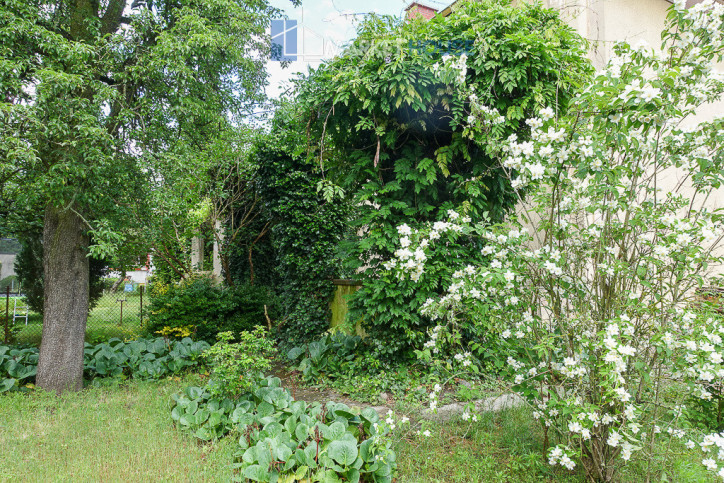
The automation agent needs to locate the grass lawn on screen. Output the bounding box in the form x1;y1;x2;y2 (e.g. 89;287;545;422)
394;405;715;483
0;378;237;481
0;376;715;482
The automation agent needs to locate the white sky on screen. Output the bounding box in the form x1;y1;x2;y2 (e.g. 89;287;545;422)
265;0;451;99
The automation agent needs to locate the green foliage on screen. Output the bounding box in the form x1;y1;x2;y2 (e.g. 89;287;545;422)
287;333;363;382
286;334;443;404
294;0;592;360
171;376;397;481
0;337;210;392
684;395;724;433
203;328;276;400
14;231;108;314
252;139;351;346
144;277;279;342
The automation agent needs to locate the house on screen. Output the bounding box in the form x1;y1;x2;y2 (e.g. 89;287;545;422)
405;1;440;20
408;0;724;210
0;238;19;284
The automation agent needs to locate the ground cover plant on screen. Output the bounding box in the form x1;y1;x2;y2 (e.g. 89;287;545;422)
171;328;399;482
387;2;724;481
0;337;209;392
285;332;458;404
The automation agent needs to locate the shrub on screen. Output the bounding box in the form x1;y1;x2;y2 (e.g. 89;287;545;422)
144;277;279;342
203;328;276;399
294;0;593;361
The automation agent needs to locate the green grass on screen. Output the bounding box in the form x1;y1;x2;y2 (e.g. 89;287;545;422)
8;292;144;346
0;377;236;482
394;405;716;483
0;377;716;482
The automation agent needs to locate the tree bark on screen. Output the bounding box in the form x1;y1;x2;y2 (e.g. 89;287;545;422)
36;204;89;394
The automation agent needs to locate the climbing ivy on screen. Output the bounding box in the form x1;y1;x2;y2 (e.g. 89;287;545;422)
254;141;351;347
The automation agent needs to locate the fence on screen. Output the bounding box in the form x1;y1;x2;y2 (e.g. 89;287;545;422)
3;285;145;345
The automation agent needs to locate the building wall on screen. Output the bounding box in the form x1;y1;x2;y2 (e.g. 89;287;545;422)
0;254;16;281
406;3;438;20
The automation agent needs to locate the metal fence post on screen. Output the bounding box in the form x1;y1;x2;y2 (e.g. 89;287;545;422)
4;286;10;344
139;285;144;328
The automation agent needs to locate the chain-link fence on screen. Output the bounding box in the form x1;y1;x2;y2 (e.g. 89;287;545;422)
3;286;145;345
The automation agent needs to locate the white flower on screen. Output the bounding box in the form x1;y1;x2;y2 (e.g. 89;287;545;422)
621;443;633;461
397;224;412;236
539;107;555;120
422;430;431;437
560;455;576;470
608;431;622;447
702;458;717;471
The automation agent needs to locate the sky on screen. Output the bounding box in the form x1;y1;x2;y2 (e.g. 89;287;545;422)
265;0;451;99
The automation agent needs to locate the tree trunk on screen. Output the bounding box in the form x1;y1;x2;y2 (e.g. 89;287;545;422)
110;270;126;293
36;204;89;394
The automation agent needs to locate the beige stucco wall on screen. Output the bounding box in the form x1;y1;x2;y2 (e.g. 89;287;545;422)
0;254;16;280
524;0;724;275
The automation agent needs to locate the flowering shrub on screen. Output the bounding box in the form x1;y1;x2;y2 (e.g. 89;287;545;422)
387;2;724;481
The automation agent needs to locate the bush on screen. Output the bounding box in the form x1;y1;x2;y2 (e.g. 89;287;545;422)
294;0;593;361
144;277;279;342
203;328;276;399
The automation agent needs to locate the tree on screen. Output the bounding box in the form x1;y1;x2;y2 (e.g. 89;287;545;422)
0;0;292;393
15;229;108;315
